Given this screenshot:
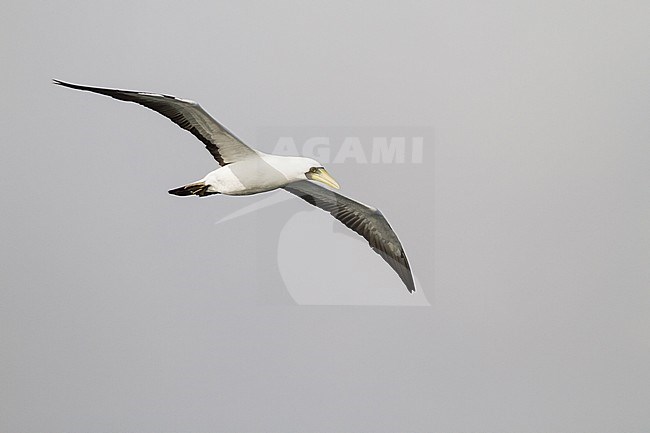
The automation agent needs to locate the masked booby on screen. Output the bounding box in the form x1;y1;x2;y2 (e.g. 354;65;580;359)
54;79;416;293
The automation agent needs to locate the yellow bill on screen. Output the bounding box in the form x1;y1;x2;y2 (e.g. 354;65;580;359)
307;167;340;189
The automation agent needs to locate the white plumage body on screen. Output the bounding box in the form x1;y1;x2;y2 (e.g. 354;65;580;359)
202;154;319;195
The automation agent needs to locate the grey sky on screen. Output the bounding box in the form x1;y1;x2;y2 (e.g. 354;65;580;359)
1;1;649;432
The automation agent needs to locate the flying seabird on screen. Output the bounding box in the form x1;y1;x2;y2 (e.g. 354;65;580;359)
54;79;416;293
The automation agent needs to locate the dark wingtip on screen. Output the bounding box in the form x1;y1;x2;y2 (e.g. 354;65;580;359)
402;263;416;294
405;275;416;293
53;79;90;92
52;79;74;88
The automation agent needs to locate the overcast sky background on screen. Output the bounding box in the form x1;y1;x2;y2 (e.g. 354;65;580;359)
1;1;649;432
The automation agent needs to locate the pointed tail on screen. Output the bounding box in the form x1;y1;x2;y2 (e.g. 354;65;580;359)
168;182;218;197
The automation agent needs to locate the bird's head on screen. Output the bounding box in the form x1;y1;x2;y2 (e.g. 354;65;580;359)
296;157;340;189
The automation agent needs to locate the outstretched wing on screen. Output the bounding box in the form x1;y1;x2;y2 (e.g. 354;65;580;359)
283;180;415;293
53;79;258;166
